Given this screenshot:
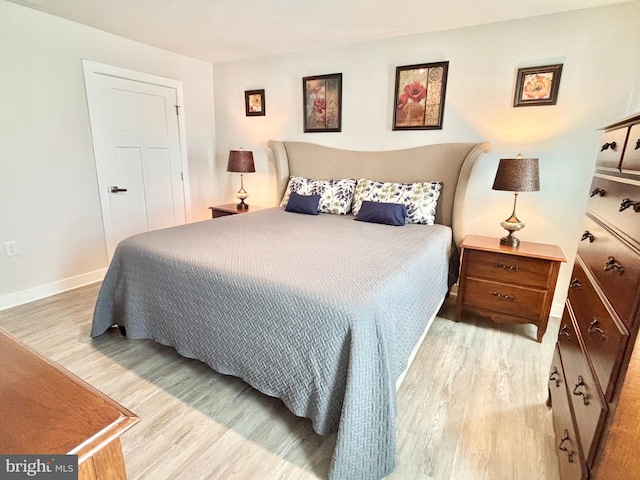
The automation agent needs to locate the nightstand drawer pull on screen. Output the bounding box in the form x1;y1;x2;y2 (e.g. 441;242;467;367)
490;291;515;301
569;278;582;290
619;198;640;212
559;430;575;463
581;230;595;242
588;318;607;340
604;256;625;275
590;187;606;197
573;376;590;405
493;262;519;271
600;141;617;152
559;324;571;340
549;367;561;387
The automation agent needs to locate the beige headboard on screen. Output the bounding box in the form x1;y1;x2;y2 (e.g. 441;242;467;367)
267;140;491;245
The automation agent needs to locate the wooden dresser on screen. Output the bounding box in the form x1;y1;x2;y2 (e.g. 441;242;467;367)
0;329;139;480
548;112;640;479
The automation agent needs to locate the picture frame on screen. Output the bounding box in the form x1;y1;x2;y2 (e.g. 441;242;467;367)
245;89;265;116
303;73;342;132
513;64;563;107
392;61;449;131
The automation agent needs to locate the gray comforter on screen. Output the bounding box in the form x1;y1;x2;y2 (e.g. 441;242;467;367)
92;207;453;479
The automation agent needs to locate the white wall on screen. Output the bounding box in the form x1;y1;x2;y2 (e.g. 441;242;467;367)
0;1;217;308
212;2;640;314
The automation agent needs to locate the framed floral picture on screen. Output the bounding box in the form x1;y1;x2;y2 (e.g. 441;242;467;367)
303;73;342;132
393;61;449;130
513;64;563;107
245;89;265;116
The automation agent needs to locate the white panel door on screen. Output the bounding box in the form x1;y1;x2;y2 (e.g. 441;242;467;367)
84;63;188;259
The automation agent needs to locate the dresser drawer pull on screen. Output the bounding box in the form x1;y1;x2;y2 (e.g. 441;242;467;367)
559;324;571;340
619;198;640;212
581;230;595;243
635;138;640;150
590;187;606;197
569;278;582;290
604;256;625;275
559;430;575;463
490;291;515;301
493;262;519;271
588;318;607;340
549;367;561;387
573;376;590;405
600;141;617;152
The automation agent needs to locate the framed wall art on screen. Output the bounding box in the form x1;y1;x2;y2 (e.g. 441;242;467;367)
513;64;563;107
302;73;342;132
393;61;449;130
245;89;265;116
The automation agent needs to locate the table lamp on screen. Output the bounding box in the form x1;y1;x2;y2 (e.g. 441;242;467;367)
227;149;255;210
492;154;540;247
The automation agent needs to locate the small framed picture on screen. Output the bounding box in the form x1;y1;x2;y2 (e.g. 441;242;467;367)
245;89;265;116
513;64;563;107
303;73;342;132
393;61;449;130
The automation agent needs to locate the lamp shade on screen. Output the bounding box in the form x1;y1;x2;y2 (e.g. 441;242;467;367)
492;156;540;192
227;149;255;173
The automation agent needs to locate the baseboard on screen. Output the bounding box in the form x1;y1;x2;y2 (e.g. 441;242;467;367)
0;268;106;311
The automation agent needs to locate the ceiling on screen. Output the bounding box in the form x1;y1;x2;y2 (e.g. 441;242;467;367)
7;0;633;63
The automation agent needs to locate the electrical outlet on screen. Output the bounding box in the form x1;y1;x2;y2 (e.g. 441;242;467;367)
4;241;18;257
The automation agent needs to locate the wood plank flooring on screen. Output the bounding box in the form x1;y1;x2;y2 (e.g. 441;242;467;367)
0;284;560;480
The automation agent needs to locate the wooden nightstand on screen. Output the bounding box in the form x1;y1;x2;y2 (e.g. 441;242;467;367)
455;235;566;342
208;203;265;218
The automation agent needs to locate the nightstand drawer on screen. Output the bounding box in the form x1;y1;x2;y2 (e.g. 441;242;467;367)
463;278;547;319
557;306;607;467
464;249;553;288
579;214;640;328
567;258;629;401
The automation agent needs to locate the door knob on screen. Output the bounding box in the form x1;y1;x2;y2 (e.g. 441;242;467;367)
110;186;128;193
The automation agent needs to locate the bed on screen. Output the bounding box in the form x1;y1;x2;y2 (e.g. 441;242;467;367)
91;140;490;479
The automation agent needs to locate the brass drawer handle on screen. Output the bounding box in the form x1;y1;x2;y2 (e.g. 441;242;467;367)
490;291;515;301
619;198;640;212
569;278;582;290
493;262;519;271
604;256;625;275
590;187;606;197
559;430;575;463
573;376;590;405
600;141;617;152
549;367;561;387
559;324;571;340
581;230;595;243
588;318;607;340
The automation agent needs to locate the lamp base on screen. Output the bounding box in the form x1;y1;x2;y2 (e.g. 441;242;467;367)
500;231;520;247
236;199;249;210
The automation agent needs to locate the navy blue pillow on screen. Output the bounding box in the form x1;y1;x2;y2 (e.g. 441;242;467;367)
355;201;406;226
285;191;321;215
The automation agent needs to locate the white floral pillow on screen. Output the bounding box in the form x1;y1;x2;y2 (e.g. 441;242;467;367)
351;179;442;224
281;176;357;215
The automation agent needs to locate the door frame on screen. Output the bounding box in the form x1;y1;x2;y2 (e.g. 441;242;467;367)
82;59;192;260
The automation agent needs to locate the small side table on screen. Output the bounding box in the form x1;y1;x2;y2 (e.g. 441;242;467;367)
455;234;566;342
208;203;265;219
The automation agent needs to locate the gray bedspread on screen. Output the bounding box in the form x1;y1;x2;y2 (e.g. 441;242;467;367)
92;207;453;479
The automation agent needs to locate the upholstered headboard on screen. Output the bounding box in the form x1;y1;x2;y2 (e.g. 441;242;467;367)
267;140;491;245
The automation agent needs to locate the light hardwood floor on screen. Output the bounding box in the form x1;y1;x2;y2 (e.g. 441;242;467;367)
0;284;560;480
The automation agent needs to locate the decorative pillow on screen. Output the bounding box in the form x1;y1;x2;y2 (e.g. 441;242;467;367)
355;201;406;226
281;176;356;215
285;191;320;215
351;179;442;224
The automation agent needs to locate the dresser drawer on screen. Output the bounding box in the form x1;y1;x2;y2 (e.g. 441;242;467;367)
567;258;629;401
464;249;553;288
621;123;640;173
595;127;627;170
557;306;608;467
463;277;547;319
588;174;640;244
549;345;588;480
579;214;640;328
